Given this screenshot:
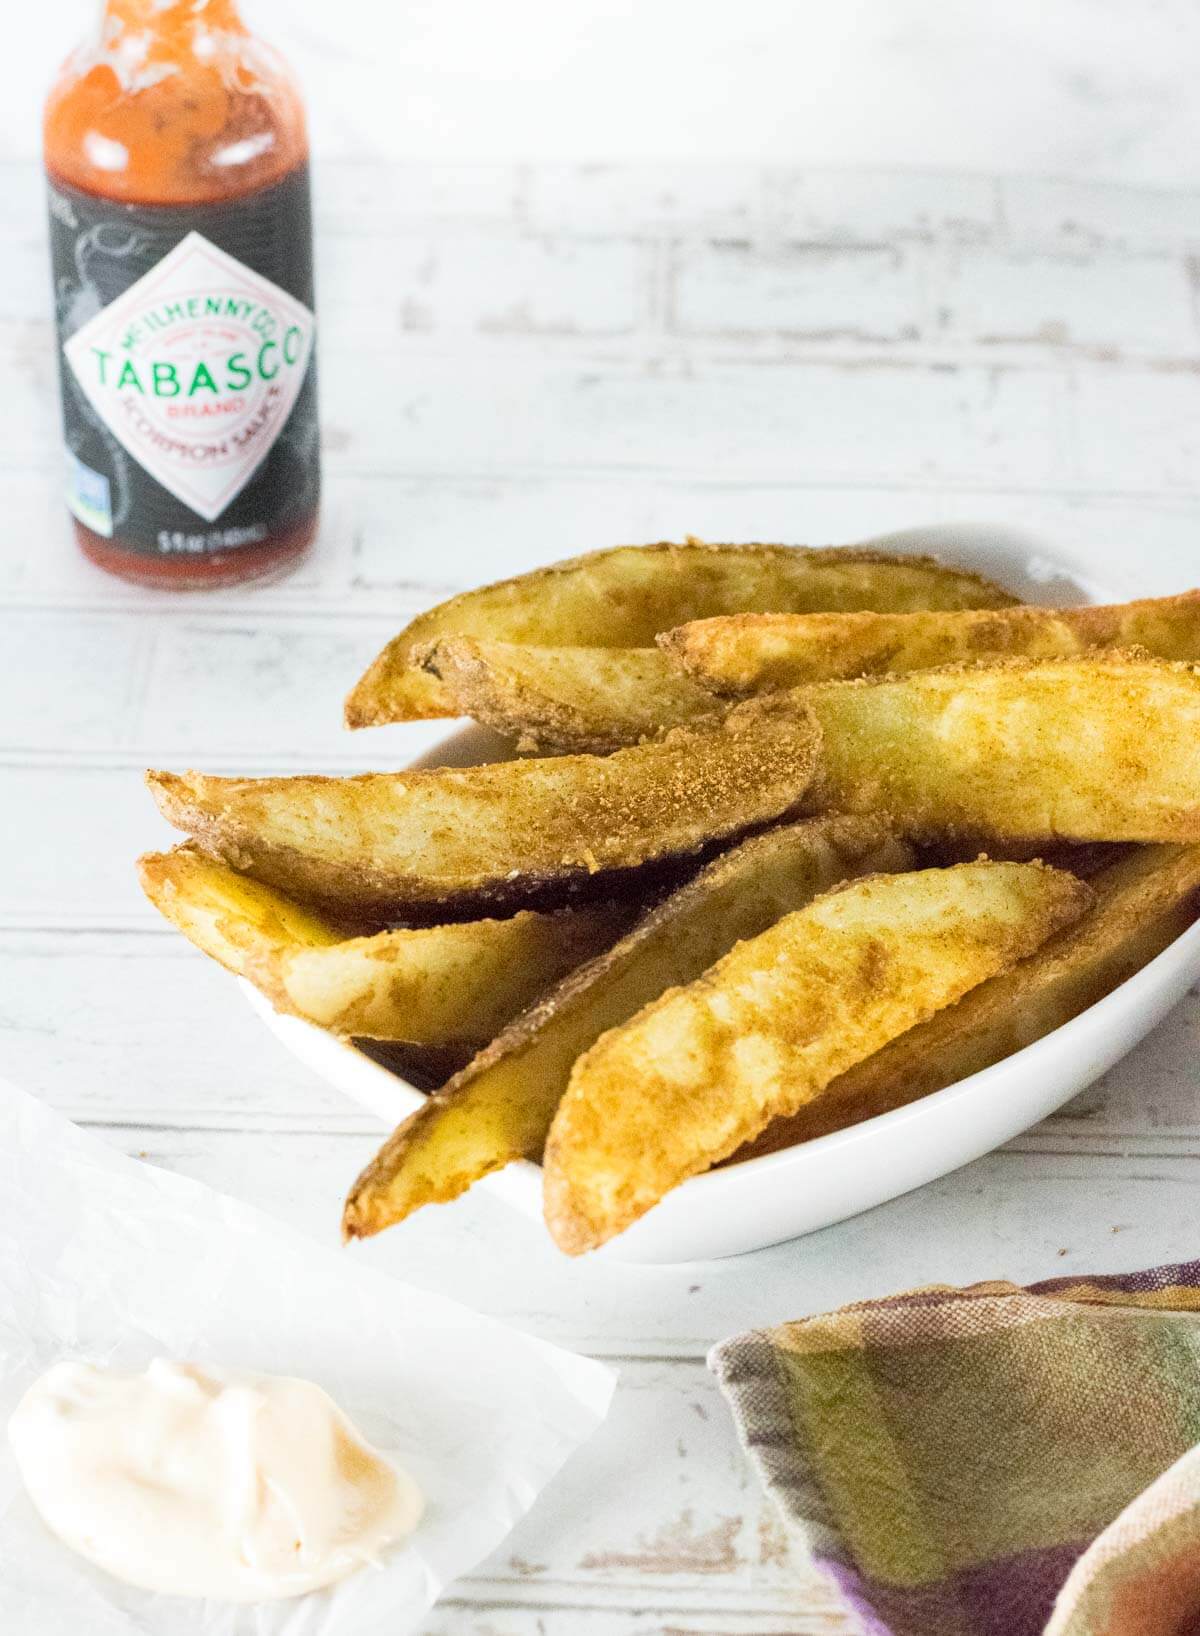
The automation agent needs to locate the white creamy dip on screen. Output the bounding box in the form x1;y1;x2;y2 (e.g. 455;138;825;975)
8;1358;423;1601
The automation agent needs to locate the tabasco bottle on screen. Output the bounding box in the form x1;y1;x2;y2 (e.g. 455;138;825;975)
44;0;319;588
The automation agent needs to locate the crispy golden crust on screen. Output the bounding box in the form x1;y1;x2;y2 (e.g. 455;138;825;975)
139;843;632;1042
792;652;1200;846
341;814;915;1238
662;590;1200;693
734;841;1200;1160
345;542;1018;725
137;843;345;974
542;861;1092;1253
415;638;723;752
146;704;821;919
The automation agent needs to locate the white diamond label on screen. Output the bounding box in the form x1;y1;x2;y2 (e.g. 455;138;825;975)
62;231;315;523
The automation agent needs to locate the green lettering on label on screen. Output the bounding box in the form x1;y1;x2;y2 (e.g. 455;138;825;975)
187;361;219;396
257;340;279;381
116;358;144;393
226;353;252;390
152;362;180;398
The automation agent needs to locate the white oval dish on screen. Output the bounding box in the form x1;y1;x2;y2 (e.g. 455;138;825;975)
246;537;1200;1262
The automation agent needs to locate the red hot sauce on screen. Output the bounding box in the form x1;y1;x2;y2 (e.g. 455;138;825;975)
44;0;319;588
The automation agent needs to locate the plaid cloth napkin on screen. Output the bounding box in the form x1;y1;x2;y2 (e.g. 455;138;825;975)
710;1259;1200;1636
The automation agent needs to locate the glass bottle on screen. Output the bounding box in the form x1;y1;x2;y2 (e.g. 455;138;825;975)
44;0;319;588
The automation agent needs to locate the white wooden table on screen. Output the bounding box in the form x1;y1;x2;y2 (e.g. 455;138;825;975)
4;160;1200;1634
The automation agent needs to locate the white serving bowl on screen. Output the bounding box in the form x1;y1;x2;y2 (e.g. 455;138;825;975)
245;533;1200;1262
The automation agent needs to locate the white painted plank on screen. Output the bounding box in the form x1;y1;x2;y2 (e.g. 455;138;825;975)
324;350;1073;488
998;175;1200;253
0;610;154;752
770;170;1000;246
134;615;398;762
524;165;765;236
331;344;1086;493
0;160;992;248
935;245;1197;353
312;163;527;236
1069;365;1200;489
18;165;1200;362
671;240;922;343
333;479;1200;600
0;765;173;929
425;1605;847;1635
4;471;1200;617
14;333;1200;499
45;1117;1200;1359
320;229;646;340
0;330;1087;490
13;342;1200;510
0;933;371;1131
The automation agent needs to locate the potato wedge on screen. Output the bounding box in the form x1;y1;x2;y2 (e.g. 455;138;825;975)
346;542;1017;725
796;653;1200;846
543;861;1092;1253
414;638;723;752
662;590;1200;693
138;843;632;1042
341;815;915;1238
146;705;821;919
733;842;1200;1160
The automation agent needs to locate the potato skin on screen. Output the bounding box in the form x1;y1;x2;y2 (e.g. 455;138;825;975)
146;703;822;919
415;638;723;753
543;861;1092;1253
346;541;1017;725
662;589;1200;693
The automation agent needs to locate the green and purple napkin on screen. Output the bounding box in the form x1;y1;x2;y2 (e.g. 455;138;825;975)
711;1259;1200;1636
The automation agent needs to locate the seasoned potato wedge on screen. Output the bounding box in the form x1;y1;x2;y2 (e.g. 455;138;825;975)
414;638;723;752
662;589;1200;693
341;815;915;1238
542;861;1092;1252
346;542;1017;725
138;843;631;1041
798;654;1200;846
146;704;821;918
735;842;1200;1160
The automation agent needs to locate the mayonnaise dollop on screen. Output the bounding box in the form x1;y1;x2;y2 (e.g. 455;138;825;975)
8;1358;423;1602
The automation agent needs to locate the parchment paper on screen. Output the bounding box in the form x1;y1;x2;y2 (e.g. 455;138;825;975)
0;1078;615;1635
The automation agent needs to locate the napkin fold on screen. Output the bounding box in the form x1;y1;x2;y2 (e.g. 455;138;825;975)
710;1260;1200;1636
